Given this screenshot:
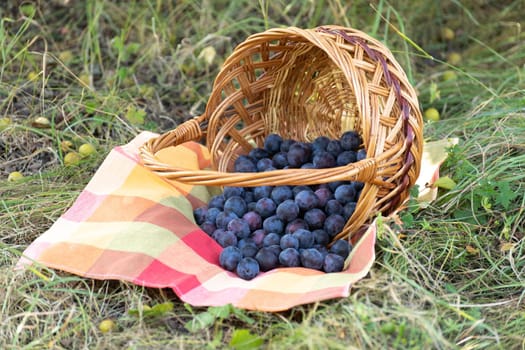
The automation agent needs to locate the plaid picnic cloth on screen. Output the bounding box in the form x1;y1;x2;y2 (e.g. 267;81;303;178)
17;131;453;311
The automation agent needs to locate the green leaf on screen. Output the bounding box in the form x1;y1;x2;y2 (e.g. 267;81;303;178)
429;82;440;104
207;305;232;319
229;329;263;350
495;181;517;210
84;100;98;114
128;302;174;318
184;312;215;332
433;176;456;190
229;307;254;324
125;106;146;125
20;4;36;17
147;301;174;316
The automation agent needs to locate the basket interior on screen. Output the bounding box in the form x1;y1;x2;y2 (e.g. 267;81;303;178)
204;39;368;173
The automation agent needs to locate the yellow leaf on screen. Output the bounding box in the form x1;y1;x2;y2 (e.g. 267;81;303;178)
433;176;457;190
500;242;515;252
198;46;216;66
415;138;459;203
465;245;479;255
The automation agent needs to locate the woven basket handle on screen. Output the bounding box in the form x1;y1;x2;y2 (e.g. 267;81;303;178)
140;115;206;167
142;156;392;189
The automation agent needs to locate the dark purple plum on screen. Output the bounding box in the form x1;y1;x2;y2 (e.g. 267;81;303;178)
241;243;259;258
328;181;345;192
300;248;324;270
264;133;283;154
303;208;326;230
224;196;247;217
313;151;336;168
280;233;299;250
279;248;301;267
326;140;342;157
214;230;238;248
323;253;345;273
255;247;279;271
285;218;309;234
324;214;346;237
242;190;254;204
219;246;242;271
242;211;262;231
272;152;288;169
334;184;356;204
238;237;256;249
208;194;225;210
292;229;314;249
292;185;313;197
329;239;352;259
271;186;293;204
255;197;276;218
253;186;273;201
280;139;296;152
312;136;331;152
193;206;208;225
336;151;357;166
295;190;319;211
234;155;257;173
354;181;364;191
205;207;221;224
262;215;284;235
200;221;216;235
257;158;274;172
227;218;251;239
314;187;333;207
247;201;257;212
252;229;266;247
266;244;282;258
313;244;329;258
236;257;260;280
357;148;367;161
312;229;330;246
343;202;357;221
215;211;238;229
340;131;361;151
325;199;344;216
223;186;245;199
263;232;281;247
287;143;310;168
249;147;270;160
276;199;300;222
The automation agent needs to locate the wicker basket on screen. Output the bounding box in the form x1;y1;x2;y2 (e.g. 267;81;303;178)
140;25;423;242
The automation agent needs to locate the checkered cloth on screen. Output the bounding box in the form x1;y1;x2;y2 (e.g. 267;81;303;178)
17;132;451;311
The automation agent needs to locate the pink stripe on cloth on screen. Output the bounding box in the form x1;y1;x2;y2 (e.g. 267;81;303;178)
62;191;108;222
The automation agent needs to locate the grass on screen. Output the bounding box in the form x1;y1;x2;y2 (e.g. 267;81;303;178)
1;0;524;349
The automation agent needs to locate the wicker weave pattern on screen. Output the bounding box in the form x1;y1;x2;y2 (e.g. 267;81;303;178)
140;25;423;242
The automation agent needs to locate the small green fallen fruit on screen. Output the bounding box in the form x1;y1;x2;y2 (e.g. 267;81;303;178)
78;143;96;157
0;117;11;130
60;140;73;152
441;27;455;41
442;70;458;81
64;152;81;166
424;108;440;121
8;171;24;181
27;71;39;81
380;321;397;335
58;50;73;64
98;319;116;333
32;116;51;128
447;52;462;65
